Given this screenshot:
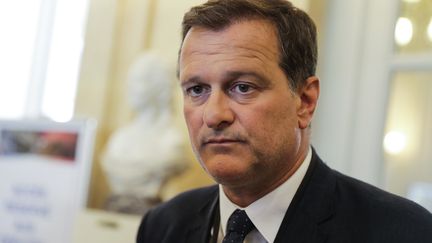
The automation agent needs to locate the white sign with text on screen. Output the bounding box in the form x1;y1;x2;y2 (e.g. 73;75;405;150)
0;120;96;243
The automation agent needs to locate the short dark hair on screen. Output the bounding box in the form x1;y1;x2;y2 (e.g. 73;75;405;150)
180;0;317;90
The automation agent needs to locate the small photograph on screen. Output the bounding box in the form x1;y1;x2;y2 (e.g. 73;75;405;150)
0;130;79;162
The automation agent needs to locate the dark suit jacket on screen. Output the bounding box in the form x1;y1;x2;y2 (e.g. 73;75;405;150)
137;150;432;242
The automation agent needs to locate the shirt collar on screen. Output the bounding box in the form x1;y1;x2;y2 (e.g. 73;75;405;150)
219;147;312;243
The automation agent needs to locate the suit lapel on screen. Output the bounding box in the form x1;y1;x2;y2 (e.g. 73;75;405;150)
185;186;219;243
274;148;335;243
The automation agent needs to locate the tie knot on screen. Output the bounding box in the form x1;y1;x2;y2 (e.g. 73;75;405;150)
223;209;255;243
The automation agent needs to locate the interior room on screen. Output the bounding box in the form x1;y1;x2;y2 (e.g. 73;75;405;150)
0;0;431;242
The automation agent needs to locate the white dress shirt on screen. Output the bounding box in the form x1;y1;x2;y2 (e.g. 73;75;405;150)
217;147;312;243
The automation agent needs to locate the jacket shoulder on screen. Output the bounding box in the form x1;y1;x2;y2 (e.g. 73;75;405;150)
136;185;218;242
330;169;432;240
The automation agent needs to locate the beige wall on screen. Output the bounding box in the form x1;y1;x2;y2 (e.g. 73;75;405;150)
384;73;432;197
75;0;317;208
76;0;156;207
74;0;117;208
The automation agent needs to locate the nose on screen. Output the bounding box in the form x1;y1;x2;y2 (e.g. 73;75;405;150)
203;91;234;130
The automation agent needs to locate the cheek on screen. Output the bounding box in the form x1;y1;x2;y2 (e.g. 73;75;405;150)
244;103;298;143
183;107;202;140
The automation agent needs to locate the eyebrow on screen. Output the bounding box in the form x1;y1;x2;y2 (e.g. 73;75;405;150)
223;71;271;86
180;76;204;88
181;70;272;87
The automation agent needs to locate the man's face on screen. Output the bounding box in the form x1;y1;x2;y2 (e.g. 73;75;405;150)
179;19;316;192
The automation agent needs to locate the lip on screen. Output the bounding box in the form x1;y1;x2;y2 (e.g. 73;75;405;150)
203;138;245;145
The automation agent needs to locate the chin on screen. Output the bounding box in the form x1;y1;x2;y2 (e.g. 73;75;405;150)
205;159;250;184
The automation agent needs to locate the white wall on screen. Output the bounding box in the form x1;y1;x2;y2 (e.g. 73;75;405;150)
312;0;398;186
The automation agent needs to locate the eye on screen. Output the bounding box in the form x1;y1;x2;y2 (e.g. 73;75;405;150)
186;85;207;97
231;83;254;94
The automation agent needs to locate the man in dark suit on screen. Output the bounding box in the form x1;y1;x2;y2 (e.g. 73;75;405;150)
137;0;432;242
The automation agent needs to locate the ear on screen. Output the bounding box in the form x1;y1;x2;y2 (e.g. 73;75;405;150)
297;76;320;129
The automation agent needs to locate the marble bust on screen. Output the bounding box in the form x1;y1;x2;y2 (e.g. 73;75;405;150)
102;52;187;214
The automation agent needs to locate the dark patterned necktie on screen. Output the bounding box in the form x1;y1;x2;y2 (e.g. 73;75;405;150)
222;209;256;243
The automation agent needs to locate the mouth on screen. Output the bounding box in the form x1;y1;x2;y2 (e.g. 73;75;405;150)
202;137;246;146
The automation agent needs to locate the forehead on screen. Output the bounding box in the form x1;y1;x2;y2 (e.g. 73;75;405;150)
179;19;280;79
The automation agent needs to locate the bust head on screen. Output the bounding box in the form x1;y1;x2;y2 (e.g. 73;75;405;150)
127;52;174;118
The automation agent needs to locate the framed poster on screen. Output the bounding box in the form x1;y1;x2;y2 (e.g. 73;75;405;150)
0;119;96;243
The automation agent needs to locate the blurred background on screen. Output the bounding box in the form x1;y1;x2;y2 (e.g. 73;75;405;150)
0;0;431;242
